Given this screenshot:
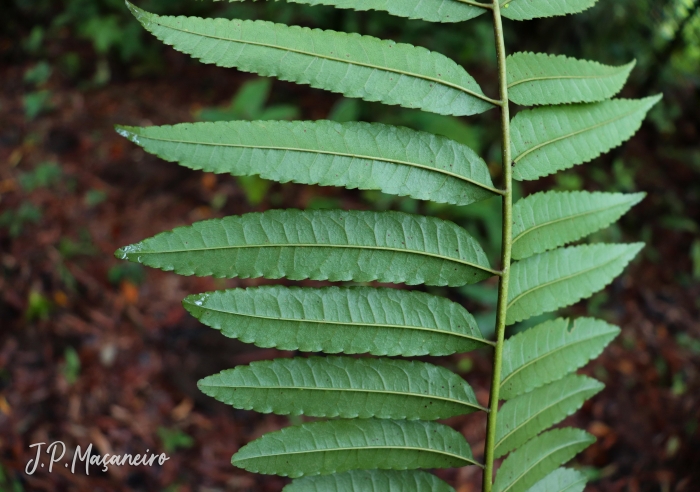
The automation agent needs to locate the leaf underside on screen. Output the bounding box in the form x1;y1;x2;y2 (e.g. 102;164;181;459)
283;469;456;491
118;0;648;488
116;209;495;286
127;2;494;116
500;317;619;400
116;120;498;206
235;0;486;24
507;52;634;106
501;0;599;21
527;467;587;492
493;428;594;492
511;95;661;181
232;419;476;478
506;243;643;324
198;356;483;420
494;374;603;457
511;191;645;260
184;286;488;356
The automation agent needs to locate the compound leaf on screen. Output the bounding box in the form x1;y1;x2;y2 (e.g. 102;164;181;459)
232;419;477;477
500;317;619;400
501;0;598;21
527;468;587;492
495;375;603;457
507;53;634;106
493;428;594;492
284;470;456;492
507;243;643;324
116;210;495;286
116;121;499;206
184;286;489;356
511;96;662;181
198;356;484;420
127;2;494;116
512;191;645;260
241;0;486;24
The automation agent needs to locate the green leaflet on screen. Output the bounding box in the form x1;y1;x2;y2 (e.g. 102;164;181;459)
511;96;662;181
230;0;485;24
512;191;645;260
284;470;456;492
493;428;594;492
127;3;495;116
501;0;599;21
507;53;634;106
527;468;587;492
184;286;489;356
116;121;499;206
116;210;496;286
500;317;619;400
494;375;603;457
198;356;484;419
506;243;643;324
232;419;477;477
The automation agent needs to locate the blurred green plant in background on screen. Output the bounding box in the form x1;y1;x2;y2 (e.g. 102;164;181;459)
197;78;300;123
61;346;81;385
157;427;195;453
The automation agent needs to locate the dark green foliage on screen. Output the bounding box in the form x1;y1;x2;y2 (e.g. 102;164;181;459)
185;286;488;356
115;0;655;488
199;356;484;419
232;419;477;477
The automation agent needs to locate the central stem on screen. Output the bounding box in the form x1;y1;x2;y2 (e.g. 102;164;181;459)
482;1;512;491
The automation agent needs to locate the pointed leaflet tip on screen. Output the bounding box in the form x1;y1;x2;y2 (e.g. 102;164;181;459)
114;125;141;144
183;293;209;308
114;243;144;261
637;93;663;117
632;191;647;204
649;93;664;106
628;241;645;257
638;93;663;112
125;1;151;26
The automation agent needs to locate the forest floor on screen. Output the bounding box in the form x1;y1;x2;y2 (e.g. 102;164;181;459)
1;40;700;492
